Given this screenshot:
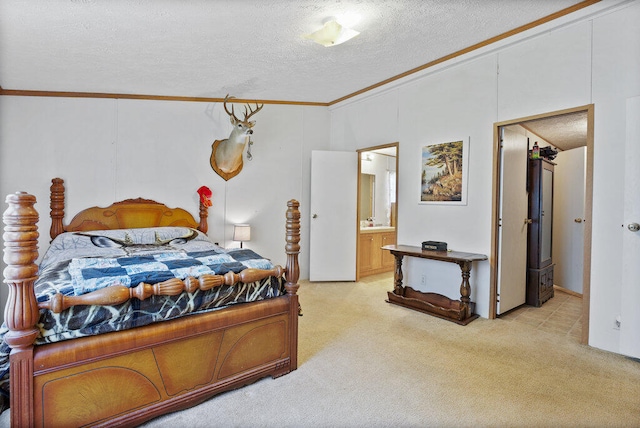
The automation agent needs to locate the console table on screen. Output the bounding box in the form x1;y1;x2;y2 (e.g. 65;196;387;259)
382;245;487;325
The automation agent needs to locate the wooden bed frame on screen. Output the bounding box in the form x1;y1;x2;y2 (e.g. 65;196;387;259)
2;178;301;427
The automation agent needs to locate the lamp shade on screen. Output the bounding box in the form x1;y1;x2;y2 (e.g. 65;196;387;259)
233;224;251;242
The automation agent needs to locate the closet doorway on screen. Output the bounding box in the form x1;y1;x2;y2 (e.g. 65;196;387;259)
356;143;398;280
490;105;593;345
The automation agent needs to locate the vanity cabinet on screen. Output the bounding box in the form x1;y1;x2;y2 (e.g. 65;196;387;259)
359;229;396;277
380;233;396;269
527;158;555;306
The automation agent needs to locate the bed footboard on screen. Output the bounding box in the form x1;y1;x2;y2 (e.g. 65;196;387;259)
33;296;294;427
39;266;286;313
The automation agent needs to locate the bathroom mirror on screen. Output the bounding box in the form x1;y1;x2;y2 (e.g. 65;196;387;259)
358;145;397;228
360;173;375;221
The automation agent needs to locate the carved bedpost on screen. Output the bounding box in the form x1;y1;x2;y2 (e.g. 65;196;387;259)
3;192;40;427
50;177;65;240
284;199;300;371
196;185;212;235
198;200;209;235
284;199;300;296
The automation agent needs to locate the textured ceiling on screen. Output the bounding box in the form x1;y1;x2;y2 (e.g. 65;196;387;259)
0;0;594;104
523;112;588;151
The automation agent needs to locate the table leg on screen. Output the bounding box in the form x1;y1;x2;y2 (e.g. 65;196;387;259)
458;261;472;319
393;254;404;295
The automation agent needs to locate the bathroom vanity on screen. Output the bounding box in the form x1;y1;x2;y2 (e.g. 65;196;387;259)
358;226;396;277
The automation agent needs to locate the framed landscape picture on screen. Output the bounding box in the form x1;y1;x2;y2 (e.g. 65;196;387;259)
420;138;469;205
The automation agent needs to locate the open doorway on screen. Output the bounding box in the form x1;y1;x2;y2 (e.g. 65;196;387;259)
490;105;593;345
356;143;398;280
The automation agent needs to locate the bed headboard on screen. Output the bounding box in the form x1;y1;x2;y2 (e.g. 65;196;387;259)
49;178;209;240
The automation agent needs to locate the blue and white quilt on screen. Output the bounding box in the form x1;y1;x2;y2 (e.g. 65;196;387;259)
67;245;273;296
35;226;276;297
0;227;284;407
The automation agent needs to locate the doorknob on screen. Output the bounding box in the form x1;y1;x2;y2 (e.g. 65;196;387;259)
629;223;640;232
312;214;318;219
574;218;583;223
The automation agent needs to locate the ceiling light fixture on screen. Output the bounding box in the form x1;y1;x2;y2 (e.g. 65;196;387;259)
304;18;360;47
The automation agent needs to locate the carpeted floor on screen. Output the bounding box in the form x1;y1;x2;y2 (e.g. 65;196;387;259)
1;273;638;427
140;273;640;428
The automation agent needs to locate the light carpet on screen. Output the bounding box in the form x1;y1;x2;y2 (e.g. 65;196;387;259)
2;273;639;427
142;273;640;427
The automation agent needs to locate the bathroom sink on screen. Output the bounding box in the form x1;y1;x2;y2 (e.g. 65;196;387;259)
360;226;395;232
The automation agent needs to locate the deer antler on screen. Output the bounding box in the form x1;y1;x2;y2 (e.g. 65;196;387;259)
223;94;240;122
243;102;264;121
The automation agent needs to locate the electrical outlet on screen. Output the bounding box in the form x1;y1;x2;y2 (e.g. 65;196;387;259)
614;315;621;330
421;274;426;285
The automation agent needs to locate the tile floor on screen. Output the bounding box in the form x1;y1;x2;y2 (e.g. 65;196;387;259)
499;288;583;342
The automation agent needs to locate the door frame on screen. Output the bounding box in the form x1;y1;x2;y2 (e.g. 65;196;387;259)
489;104;594;345
356;142;399;281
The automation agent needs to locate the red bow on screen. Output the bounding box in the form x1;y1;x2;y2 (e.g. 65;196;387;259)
197;186;212;207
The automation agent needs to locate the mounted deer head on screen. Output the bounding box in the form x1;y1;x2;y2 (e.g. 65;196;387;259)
210;94;264;181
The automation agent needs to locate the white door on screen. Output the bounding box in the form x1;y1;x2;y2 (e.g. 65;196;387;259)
309;150;358;281
552;147;586;294
620;96;640;358
497;127;529;314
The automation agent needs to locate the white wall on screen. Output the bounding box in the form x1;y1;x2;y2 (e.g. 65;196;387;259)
329;1;640;356
1;1;637;357
0;96;329;318
332;54;497;316
590;1;640;353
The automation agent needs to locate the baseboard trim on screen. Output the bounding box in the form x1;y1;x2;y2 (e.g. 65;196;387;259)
553;285;583;298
